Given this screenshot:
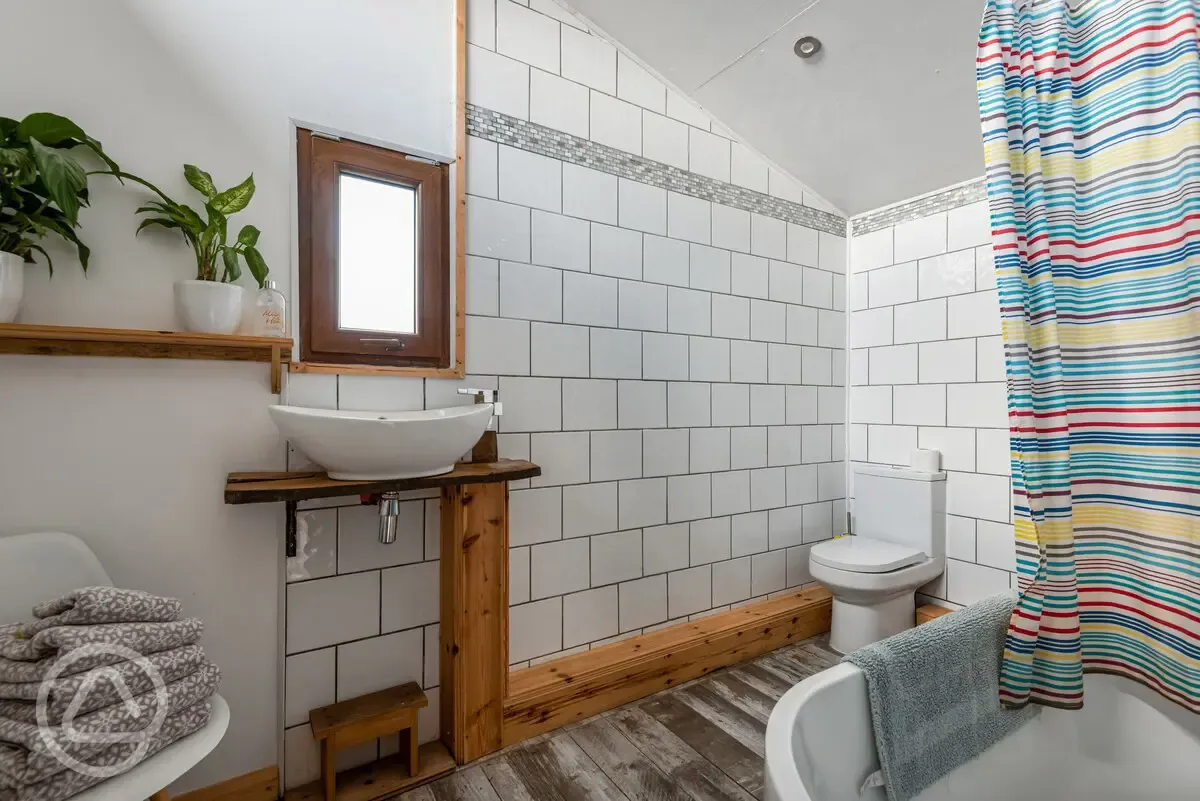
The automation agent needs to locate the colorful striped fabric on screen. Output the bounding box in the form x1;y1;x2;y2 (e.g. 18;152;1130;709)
977;0;1199;712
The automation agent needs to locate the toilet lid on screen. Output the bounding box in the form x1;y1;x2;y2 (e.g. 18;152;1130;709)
810;537;926;573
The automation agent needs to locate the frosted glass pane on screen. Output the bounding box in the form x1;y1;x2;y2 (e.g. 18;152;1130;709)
338;173;417;334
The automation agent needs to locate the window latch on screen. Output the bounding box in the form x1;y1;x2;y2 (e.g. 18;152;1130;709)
360;337;406;352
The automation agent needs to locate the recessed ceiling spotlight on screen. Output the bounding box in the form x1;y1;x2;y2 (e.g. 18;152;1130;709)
794;36;822;59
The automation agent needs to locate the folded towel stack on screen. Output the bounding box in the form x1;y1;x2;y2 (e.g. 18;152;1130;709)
0;587;220;801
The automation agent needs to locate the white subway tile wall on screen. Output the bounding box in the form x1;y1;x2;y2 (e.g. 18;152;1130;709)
282;1;845;787
848;192;1013;611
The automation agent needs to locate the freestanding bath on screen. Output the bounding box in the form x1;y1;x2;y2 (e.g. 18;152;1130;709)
765;663;1200;801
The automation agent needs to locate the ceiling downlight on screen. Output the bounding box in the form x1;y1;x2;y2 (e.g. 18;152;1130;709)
794;36;822;59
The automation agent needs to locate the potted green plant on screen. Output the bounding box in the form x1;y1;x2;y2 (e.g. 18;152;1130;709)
0;113;119;323
119;166;269;334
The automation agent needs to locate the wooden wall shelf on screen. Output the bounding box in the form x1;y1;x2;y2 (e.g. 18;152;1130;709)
224;460;541;504
0;323;291;392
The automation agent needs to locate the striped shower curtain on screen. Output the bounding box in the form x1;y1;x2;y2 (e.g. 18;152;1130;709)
977;0;1199;711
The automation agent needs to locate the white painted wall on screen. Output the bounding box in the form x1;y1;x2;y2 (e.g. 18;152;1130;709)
0;0;454;790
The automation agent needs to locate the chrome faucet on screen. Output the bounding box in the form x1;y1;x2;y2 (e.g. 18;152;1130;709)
377;388;503;544
458;388;502;463
456;387;502;426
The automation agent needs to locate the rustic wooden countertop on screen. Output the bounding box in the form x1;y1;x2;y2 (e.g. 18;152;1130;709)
224;459;541;504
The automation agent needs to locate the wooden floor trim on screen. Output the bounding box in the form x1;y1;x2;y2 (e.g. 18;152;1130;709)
174;766;279;801
501;586;832;746
917;603;955;625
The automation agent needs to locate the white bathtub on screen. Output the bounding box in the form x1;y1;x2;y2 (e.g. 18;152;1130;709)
765;663;1200;801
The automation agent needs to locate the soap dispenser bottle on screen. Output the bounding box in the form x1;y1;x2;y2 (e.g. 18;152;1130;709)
253;280;286;337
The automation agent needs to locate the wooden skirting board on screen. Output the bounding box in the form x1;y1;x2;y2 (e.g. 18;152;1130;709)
502;586;833;746
177;589;831;801
174;766;279;801
917;603;954;625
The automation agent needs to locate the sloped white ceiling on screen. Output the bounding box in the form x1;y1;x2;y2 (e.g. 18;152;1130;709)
566;0;986;215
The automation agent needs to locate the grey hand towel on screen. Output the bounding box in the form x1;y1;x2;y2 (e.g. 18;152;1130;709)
15;588;181;639
0;700;213;801
0;663;220;785
0;619;203;665
842;593;1037;801
0;646;209;722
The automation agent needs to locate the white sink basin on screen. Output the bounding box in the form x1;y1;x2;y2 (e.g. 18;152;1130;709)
269;404;494;480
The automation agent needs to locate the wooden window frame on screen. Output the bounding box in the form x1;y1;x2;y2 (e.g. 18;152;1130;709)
297;130;452;370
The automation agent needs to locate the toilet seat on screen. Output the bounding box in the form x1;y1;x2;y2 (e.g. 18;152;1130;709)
809;553;944;595
810;537;925;573
809;551;946;653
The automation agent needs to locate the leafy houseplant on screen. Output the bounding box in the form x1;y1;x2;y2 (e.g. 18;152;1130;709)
0;113;119;322
123;166;269;286
120;166;271;334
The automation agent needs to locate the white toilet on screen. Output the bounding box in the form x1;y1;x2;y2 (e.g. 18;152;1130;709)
810;463;946;654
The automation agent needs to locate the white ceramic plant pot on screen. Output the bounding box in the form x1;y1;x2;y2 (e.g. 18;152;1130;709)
175;279;244;334
0;251;24;324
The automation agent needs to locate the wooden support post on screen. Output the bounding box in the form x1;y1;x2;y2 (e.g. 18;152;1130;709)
439;481;508;764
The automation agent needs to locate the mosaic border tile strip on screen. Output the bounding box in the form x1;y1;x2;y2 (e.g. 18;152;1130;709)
467;104;847;238
850;178;988;235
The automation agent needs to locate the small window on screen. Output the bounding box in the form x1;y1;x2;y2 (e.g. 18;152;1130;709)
298;130;450;368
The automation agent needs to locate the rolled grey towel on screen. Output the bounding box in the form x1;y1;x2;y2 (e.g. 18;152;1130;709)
27;588;181;634
0;700;213;801
0;663;220;786
0;619;203;665
842;593;1037;801
0;646;209;722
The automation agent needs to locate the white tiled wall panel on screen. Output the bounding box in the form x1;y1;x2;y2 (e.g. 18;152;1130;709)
848;188;1013;611
530;68;589;138
283;3;847;784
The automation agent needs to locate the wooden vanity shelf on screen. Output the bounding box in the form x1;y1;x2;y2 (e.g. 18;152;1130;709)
226;459;542;769
0;323;291;392
223;460;541;504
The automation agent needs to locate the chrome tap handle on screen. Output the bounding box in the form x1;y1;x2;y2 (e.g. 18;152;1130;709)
457;388;501;416
457;388;497;402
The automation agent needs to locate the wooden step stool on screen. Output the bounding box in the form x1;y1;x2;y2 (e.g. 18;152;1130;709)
309;682;428;801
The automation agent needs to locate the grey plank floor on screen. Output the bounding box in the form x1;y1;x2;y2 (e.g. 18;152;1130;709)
400;634;838;801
